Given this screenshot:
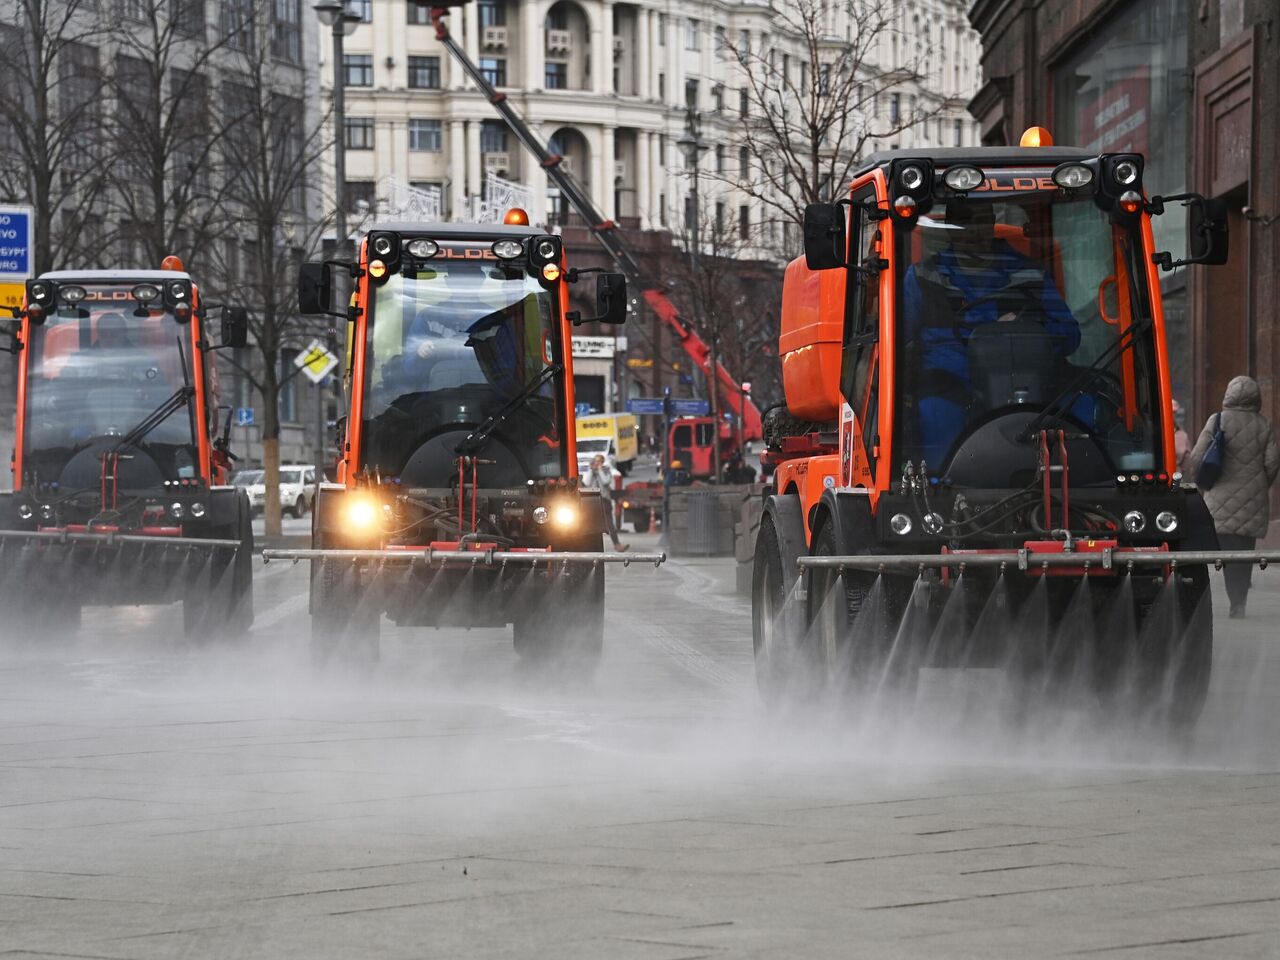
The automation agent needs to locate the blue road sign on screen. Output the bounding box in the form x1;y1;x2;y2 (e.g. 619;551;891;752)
672;398;710;416
235;407;255;426
0;206;33;281
626;397;666;415
574;402;594;416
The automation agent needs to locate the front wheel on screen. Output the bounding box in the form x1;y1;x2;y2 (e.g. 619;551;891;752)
752;514;805;705
513;545;604;680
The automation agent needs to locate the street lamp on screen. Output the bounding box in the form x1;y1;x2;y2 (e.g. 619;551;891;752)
315;0;362;254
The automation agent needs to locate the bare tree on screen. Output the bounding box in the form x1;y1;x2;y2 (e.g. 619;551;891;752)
717;0;943;240
0;0;115;272
107;0;237;269
202;0;329;537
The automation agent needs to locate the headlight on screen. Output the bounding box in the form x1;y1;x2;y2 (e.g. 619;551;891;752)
28;282;50;302
170;501;185;519
168;281;187;301
406;238;439;258
1155;511;1178;533
1123;510;1146;534
1052;162;1094;189
535;239;558;261
343;495;379;531
189;501;206;518
541;263;561;282
59;285;87;304
532;505;549;524
371;234;395;257
368;259;388;279
922;512;944;535
898;164;926;191
890;513;913;535
132;283;160;302
18;504;33;520
492;239;523;259
1113;159;1139;185
943;165;983;192
39;504;54;521
552;502;578;528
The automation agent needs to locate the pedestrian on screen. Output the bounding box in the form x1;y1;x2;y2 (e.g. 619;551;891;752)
581;453;629;552
1185;376;1280;618
1172;399;1190;470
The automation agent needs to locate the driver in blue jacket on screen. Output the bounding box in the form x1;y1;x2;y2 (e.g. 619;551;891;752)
901;201;1080;465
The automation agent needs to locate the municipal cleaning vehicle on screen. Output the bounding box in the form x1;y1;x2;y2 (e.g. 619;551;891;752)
752;128;1279;727
267;219;663;668
0;261;253;638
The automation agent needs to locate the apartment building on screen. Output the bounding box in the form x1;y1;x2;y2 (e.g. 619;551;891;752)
322;0;982;236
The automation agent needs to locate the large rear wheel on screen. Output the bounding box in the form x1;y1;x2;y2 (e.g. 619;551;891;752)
752;514;806;705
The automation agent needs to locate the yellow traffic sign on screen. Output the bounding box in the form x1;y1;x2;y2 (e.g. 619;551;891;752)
295;338;339;384
0;282;24;312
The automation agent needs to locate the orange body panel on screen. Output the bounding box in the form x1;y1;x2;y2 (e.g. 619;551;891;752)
773;453;841;540
778;259;847;421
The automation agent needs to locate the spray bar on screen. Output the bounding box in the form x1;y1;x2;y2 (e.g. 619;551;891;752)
262;547;667;568
0;529;242;549
798;549;1280;573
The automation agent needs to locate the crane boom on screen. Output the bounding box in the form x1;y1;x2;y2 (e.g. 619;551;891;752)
430;4;762;441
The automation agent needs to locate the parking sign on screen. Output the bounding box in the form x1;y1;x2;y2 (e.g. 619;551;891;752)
0;206;33;282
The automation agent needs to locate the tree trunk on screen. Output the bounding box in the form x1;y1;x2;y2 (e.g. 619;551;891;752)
263;436;282;537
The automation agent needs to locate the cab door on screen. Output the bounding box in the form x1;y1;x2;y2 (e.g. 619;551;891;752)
840;184;882;489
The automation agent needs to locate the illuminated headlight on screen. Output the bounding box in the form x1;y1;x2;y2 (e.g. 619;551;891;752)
890;513;913;536
1113;159;1139;185
1053;162;1094;189
132;283;160;302
535;239;558;261
39;504;54;521
898;164;926;191
59;285;87;304
406;238;439;259
170;501;185;519
28;282;50;302
189;501;207;518
943;165;983;192
1123;510;1146;534
368;259;387;279
17;503;33;520
551;502;578;528
168;282;187;301
492;239;523;259
532;505;549;524
542;263;561;282
343;496;379;531
1155;511;1178;534
371;234;395;257
1118;190;1143;214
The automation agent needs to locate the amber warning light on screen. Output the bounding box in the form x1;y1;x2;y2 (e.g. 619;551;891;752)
1019;126;1054;147
503;208;530;226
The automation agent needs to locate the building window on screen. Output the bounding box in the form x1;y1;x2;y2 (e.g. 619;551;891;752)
480;120;508;153
711;83;723;113
684;18;698;50
408;118;442;152
407;55;440;88
715;143;725;173
545;61;567;89
272;0;302;62
477;0;504;27
343;54;372;87
738;204;749;240
684;195;696;233
889;93;900;123
714;25;726;57
684;78;698;109
953;118;962;146
738;146;749;178
349;0;371;21
406;1;431;25
715;201;725;236
345;180;376;213
739;88;748;117
658;12;665;45
344;117;374;150
479;57;506;86
658;73;666;101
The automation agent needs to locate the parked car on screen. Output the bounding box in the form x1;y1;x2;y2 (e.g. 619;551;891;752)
231;464;318;518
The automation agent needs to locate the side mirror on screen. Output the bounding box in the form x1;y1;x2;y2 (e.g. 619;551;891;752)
803;203;846;271
571;272;629;325
1151;193;1230;271
298;261;332;315
220;306;249;349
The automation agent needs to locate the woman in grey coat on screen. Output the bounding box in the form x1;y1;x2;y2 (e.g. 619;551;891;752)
1185;376;1280;617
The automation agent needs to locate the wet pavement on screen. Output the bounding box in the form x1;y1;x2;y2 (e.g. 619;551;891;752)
1;537;1278;958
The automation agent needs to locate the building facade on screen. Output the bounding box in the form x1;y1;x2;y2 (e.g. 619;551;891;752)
969;0;1280;484
316;0;981;415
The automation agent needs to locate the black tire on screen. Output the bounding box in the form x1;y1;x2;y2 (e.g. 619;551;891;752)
292;496;307;519
184;492;254;641
752;514;807;704
310;557;381;666
512;540;604;679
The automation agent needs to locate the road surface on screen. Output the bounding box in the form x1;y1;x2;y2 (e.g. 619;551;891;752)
1;539;1278;958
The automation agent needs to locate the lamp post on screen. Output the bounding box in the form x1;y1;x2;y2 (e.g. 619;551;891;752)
739;381;751;451
314;0;361;254
677;108;721;480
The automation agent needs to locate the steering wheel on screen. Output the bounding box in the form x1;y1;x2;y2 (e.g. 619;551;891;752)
961;276;1047;319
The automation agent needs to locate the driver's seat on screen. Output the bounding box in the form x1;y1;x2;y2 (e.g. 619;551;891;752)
967;320;1055;410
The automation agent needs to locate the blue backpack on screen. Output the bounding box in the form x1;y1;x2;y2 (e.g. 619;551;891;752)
1196;413;1226;489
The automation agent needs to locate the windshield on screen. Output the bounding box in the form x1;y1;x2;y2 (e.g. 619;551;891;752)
280;469;304;484
23;295;195;492
361;256;564;487
577;439;610;454
895;192;1161;478
233;470;263;485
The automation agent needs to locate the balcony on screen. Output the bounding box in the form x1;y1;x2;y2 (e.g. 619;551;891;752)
546;29;572;54
482;26;507;49
483;152;511;171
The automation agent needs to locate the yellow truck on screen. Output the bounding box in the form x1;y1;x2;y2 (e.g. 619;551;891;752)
575;412;639;476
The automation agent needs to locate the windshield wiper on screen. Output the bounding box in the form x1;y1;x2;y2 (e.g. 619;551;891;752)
455;363;561;456
111;385;196;454
1020;316;1152;441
